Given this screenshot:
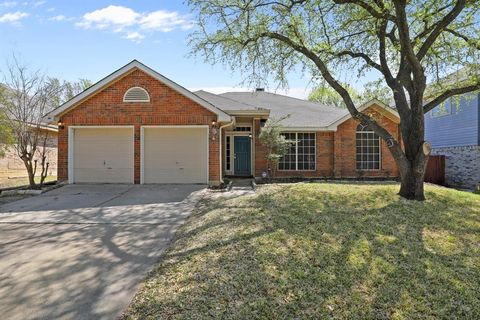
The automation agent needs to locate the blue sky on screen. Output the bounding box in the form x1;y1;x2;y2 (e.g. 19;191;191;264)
0;0;376;98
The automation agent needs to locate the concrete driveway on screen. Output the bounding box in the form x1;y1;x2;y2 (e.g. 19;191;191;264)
0;184;206;320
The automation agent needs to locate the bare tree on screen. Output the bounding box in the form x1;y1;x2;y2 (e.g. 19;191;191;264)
0;55;61;188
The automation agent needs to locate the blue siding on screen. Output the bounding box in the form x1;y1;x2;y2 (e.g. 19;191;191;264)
424;92;479;147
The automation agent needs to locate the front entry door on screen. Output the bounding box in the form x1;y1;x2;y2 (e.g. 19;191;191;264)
234;136;251;176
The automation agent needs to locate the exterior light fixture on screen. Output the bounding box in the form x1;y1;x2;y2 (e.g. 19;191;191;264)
210;120;218;140
57;120;64;129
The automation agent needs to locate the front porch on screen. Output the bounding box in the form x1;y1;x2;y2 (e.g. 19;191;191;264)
222;117;257;178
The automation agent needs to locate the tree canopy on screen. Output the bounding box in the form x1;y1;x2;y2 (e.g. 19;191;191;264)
188;0;480;200
308;83;361;108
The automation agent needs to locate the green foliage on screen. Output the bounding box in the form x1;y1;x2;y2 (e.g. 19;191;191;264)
258;117;293;176
49;78;92;107
188;0;479;93
308;83;361;108
363;79;392;104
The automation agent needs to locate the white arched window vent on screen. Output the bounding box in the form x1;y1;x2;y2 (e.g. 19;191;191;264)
123;87;150;102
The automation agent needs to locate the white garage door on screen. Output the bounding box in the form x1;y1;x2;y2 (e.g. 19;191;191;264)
142;127;208;184
72;127;134;183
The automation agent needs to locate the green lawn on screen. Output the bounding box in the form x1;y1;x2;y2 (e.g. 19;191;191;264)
122;183;480;319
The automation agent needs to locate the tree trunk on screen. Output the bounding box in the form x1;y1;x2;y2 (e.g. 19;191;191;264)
22;157;37;189
398;161;427;200
26;163;36;189
396;138;430;201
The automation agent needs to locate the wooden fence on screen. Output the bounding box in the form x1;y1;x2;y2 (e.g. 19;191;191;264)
424;155;445;186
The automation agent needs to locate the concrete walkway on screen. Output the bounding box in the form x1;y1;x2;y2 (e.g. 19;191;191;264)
0;184;206;320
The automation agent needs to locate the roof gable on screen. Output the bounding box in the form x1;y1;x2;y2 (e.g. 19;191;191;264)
328;99;400;129
44;60;231;122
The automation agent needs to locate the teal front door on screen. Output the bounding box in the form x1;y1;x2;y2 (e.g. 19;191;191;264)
234;136;251;176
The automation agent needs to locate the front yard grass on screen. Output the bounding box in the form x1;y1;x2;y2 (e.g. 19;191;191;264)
122;183;480;319
0;175;56;189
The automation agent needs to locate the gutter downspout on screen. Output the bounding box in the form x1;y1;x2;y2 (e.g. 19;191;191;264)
219;117;236;184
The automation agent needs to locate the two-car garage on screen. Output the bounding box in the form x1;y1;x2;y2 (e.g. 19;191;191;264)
69;126;209;184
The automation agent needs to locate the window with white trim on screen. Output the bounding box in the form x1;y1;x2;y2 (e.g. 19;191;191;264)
356;124;381;170
279;132;316;171
233;126;251;132
123;87;150;102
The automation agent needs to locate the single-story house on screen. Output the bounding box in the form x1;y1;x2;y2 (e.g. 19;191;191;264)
44;60;401;185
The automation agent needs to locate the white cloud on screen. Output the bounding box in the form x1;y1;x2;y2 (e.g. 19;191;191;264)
139;10;193;32
124;31;145;43
49;14;71;22
0;11;28;24
46;7;54;12
76;5;192;42
33;0;45;6
76;5;139;30
0;1;17;8
188;87;309;99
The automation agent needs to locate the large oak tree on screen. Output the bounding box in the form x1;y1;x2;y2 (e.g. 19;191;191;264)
188;0;480;200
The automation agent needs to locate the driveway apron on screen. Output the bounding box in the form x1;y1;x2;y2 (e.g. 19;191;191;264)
0;184;205;320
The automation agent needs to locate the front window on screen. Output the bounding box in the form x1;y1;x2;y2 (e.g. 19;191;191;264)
279;132;316;171
356;124;380;170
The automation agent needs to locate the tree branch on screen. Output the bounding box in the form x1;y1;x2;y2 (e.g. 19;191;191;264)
335;50;383;72
416;0;467;60
333;0;395;21
423;83;480;113
444;28;480;50
393;0;424;85
255;31;406;162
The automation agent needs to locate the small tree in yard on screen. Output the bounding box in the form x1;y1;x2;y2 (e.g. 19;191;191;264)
0;56;61;189
188;0;480;200
258;118;293;178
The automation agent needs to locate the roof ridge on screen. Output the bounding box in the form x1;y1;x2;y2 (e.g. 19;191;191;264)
221;91;340;110
195;90;265;110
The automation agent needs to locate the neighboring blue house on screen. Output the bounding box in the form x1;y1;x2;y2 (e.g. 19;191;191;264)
425;92;480;190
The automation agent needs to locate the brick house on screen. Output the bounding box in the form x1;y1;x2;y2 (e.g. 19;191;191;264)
45;60;400;185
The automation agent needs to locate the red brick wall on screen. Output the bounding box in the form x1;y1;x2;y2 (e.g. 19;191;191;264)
334;106;399;178
253;106;400;178
253;119;335;178
253;119;268;176
57;68;220;184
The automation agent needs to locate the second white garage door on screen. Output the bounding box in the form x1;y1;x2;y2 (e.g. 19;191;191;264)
142;126;208;184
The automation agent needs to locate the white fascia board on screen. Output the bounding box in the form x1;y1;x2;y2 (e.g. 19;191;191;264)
328;99;400;129
280;127;337;132
224;109;271;116
44;60;231;123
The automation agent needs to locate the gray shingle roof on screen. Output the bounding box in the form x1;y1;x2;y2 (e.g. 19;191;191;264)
219;91;348;128
194;90;263;111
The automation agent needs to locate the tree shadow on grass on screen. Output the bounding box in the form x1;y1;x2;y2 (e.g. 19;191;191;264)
123;183;480;319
